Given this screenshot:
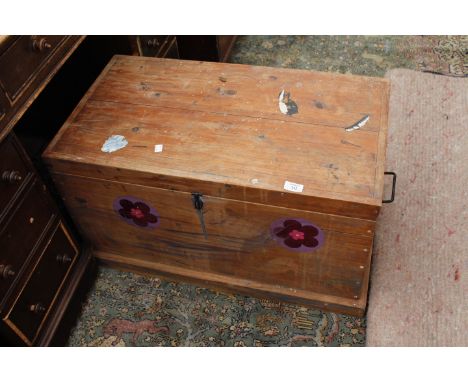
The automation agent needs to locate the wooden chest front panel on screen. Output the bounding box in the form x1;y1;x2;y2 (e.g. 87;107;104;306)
53;174;372;306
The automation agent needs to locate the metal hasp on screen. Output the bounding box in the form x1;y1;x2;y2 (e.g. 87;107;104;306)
382;172;397;203
192;192;208;238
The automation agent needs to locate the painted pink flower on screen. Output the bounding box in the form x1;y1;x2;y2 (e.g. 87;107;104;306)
274;219;320;249
118;199;158;227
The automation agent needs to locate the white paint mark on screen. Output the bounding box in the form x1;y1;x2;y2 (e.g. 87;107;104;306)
154;144;164;153
283;180;304;193
345;115;370;132
101;135;128;153
250;178;259;185
278;89;298;115
278;89;288;115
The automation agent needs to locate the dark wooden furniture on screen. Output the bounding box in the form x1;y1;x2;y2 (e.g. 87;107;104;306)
129;36;237;62
0;35;92;346
43;55;390;316
176;36;237;62
132;36;179;59
0;132;91;346
0;36;85;142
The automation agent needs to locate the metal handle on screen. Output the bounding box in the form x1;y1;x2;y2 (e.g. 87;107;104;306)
29;303;46;314
31;37;52;52
2;170;22;184
383;171;397;203
146;38;160;48
0;264;16;280
56;254;73;264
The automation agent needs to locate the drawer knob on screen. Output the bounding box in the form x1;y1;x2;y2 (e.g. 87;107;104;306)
32;37;52;52
147;38;160;48
2;170;22;183
56;254;73;264
0;264;16;279
29;303;46;314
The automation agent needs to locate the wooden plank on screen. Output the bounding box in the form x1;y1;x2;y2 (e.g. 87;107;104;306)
50;173;373;301
45;157;381;220
97;55;387;132
49;99;380;197
96;250;367;317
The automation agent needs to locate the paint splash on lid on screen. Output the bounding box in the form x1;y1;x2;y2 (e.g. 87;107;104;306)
345;115;370;132
278;89;298;115
101;135;128;153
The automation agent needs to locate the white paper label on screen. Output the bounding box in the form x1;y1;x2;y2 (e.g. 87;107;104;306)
154;144;164;153
283;180;304;193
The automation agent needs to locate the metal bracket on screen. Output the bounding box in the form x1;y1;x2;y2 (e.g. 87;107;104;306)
383;172;397;203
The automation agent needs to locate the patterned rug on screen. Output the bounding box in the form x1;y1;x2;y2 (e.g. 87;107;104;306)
68;267;365;346
66;35;466;347
230;35;467;77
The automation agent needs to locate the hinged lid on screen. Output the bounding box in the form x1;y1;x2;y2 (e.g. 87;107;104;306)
44;55;389;220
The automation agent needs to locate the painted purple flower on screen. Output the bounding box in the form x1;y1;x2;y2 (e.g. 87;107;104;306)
113;196;160;229
270;218;324;252
118;199;157;227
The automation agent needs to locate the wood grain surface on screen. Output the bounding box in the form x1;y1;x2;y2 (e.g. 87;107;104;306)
96;250;368;317
43;56;390;314
44;55;389;220
51;174;372;303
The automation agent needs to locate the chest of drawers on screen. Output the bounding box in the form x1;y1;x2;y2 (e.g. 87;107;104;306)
0;35;91;346
0;133;90;345
0;36;84;142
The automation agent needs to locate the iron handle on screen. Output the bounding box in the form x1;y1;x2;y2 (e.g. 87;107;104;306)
383;171;397;203
31;37;52;52
29;303;46;314
56;254;73;264
0;264;16;280
146;38;160;48
2;170;22;184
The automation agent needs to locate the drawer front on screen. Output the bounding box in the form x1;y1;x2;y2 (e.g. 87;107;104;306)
5;222;78;344
0;134;33;215
0;35;66;102
138;36;169;57
0;180;55;300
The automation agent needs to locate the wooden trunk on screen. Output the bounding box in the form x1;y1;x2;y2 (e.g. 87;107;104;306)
43;55;390;316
